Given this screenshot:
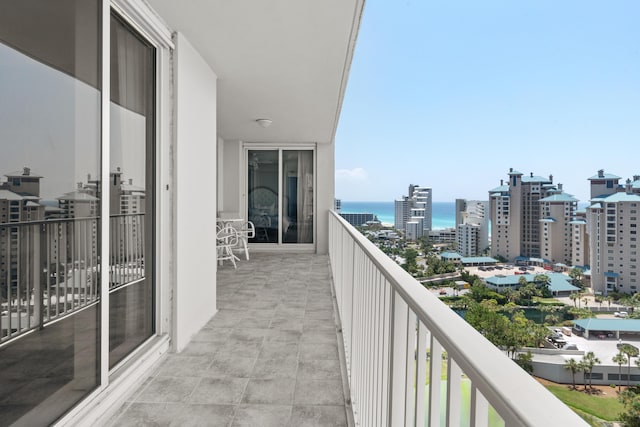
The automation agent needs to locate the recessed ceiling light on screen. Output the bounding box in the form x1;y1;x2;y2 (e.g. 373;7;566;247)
256;119;273;128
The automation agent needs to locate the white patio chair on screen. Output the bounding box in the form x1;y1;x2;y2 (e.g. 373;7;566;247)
235;221;255;260
216;224;239;268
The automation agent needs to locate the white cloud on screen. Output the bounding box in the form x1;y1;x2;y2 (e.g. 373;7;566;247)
336;167;368;181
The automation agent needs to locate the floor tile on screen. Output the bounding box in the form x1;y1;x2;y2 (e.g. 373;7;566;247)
242;378;296;404
231;404;291;427
110;402;184;426
289;405;347;427
251;358;298;379
298;342;339;360
188;378;249;405
294;379;345;405
258;341;299;360
205;355;257;378
297;359;342;380
172;404;236;427
111;254;349;426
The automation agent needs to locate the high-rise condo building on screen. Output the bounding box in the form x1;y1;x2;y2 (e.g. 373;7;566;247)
570;209;589;269
394;185;432;240
394;196;410;230
411;186;432;232
539;184;578;265
587;170;640;295
456;199;489;257
489;168;575;262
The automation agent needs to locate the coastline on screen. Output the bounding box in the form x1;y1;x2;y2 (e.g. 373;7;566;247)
339;200;456;230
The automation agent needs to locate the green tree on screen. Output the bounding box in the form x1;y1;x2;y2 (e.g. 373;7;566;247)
402;248;419;274
564;358;580;390
518;282;540;306
533;274;551;297
581;351;601;390
544;313;560;326
619;389;640;427
538;304;560;325
606;295;613;310
621;344;640;388
613;351;628;393
568;267;584;286
569;292;578;307
595;295;604;309
516;351;534;374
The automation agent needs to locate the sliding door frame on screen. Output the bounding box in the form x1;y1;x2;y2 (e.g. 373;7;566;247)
100;0;173;387
242;143;317;251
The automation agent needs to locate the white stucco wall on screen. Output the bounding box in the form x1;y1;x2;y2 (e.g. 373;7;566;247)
220;139;242;215
173;33;218;352
316;142;333;254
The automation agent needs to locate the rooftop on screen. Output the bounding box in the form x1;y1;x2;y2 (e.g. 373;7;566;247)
589;172;621;180
539;193;579;202
574;318;640;334
486;272;580;293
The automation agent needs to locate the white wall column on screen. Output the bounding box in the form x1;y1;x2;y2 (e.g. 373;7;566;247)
174;32;218;352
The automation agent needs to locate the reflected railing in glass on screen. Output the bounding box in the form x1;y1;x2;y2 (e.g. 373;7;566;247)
0;213;144;344
109;213;145;290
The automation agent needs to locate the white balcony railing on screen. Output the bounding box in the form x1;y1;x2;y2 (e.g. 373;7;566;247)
328;211;587;427
0;214;144;344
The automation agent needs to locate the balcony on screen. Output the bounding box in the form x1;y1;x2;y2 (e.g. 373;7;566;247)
109;212;586;426
109;252;351;426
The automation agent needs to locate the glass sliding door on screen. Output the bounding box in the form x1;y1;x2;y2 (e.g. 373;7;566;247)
247;149;314;245
248;150;279;243
282;150;313;243
0;0;101;424
108;13;155;368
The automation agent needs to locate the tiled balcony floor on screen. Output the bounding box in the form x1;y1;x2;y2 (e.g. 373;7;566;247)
109;253;349;426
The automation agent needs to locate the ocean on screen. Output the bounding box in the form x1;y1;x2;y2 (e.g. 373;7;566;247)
339;201;455;230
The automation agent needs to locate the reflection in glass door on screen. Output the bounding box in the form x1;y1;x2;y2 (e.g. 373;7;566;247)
247;149;313;244
282;150;313;243
108;13;155;368
0;1;101;424
248;150;279;243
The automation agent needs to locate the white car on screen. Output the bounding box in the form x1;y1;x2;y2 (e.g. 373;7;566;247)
615;311;629;318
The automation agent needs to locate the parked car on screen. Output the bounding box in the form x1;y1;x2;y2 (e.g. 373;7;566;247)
615;311;629;318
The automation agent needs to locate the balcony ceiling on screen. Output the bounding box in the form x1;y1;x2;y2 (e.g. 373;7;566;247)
146;0;364;144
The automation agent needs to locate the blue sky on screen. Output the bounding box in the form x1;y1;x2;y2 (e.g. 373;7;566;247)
335;1;640;202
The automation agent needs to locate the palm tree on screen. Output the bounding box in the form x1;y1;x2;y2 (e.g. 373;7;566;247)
569;292;578;307
620;344;640;387
569;267;584;287
582;351;601;390
564;358;580;390
534;273;551;296
595;295;604;310
613;351;628;392
606;295;613;310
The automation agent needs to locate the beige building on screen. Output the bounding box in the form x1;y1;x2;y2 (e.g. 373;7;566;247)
588;171;640;295
570;210;589;269
0;169;45;308
490;168;575;262
539;185;578;265
456;199;489;256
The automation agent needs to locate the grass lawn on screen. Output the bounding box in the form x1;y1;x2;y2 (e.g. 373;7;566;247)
533;297;564;305
545;384;623;421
